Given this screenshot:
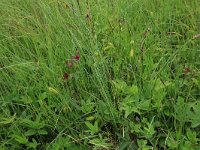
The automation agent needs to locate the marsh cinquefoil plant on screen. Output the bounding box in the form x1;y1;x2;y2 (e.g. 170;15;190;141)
0;0;200;149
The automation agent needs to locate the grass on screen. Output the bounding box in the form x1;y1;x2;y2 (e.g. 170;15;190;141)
0;0;200;149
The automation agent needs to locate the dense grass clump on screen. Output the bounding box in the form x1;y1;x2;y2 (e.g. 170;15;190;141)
0;0;200;149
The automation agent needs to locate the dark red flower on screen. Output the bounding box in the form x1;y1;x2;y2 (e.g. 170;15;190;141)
184;67;190;74
73;55;80;61
63;72;69;80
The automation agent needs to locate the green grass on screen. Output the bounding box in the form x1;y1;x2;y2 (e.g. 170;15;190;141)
0;0;200;149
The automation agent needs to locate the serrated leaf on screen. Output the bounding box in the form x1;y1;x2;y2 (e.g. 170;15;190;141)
27;138;38;149
85;121;98;134
154;79;165;91
39;92;47;101
137;139;152;149
118;141;131;150
127;85;138;95
85;121;95;131
38;129;48;135
190;102;200;128
112;79;127;92
192;78;199;88
143;122;156;139
120;96;140;118
166;134;179;149
89;138;111;149
12;135;28;144
25;129;37;136
130;122;141;133
48;87;59;94
21;119;45;129
138;100;151;110
0;113;16;125
186;128;198;143
174;97;191;123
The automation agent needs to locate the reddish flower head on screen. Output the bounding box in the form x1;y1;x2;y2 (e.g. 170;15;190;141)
184;67;190;74
73;55;80;61
65;60;74;68
68;62;74;68
63;72;69;80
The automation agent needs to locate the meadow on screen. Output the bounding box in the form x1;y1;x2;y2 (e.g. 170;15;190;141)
0;0;200;149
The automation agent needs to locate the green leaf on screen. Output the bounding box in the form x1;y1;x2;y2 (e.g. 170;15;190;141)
27;138;38;149
51;136;71;149
192;78;199;88
98;101;118;121
154;79;165;91
39;92;47;101
143;122;156;139
130;122;141;133
121;103;140;118
89;138;111;149
86;116;95;121
118;141;132;150
85;121;94;131
137;139;152;150
85;121;99;135
120;96;140;118
186;128;198;143
112;79;128;92
12;135;28;144
124;107;132;118
190;102;200;128
138;100;151;110
38;92;47;106
25;129;37;136
166;134;179;149
94;121;99;132
181;141;196;150
151;79;167;108
37;129;48;135
173;97;191;123
81;99;94;113
0;113;16;125
21;119;45;129
127;85;138;95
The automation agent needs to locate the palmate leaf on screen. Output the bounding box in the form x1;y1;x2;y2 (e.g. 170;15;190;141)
37;129;48;135
89;138;111;149
123;105;140;118
97;100;119;121
151;79;167;108
190;102;200;128
138;99;151;110
186;128;198;143
25;129;37;136
127;85;138;95
21;118;45;129
85;121;99;135
143;123;156;139
120;96;140;118
166;134;179;149
112;79;128;93
174;97;191;123
174;98;200;128
12;134;28;144
120;95;151;118
137;139;152;150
